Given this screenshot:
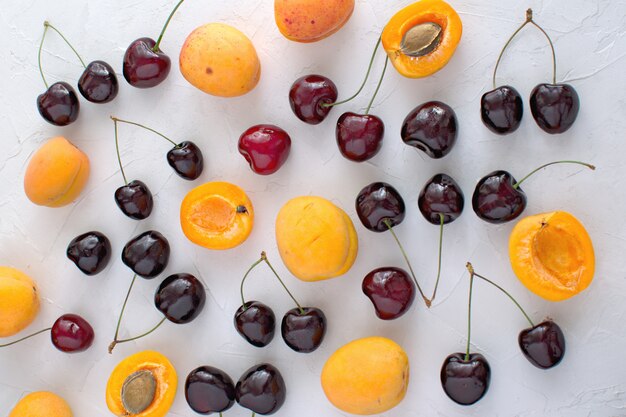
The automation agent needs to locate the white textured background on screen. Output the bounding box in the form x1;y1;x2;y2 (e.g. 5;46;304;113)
1;0;626;416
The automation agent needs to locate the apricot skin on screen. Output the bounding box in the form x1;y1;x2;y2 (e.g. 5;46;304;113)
275;0;355;43
0;266;39;337
9;391;72;417
24;136;90;207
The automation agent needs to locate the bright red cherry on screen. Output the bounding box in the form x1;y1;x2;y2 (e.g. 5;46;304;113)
238;124;291;175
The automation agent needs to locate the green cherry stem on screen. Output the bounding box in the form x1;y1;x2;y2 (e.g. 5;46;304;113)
239;257;265;308
364;56;389;115
512;160;595;189
0;327;52;348
465;262;475;361
111;317;167;346
261;251;304;314
112;118;129;185
109;274;137;353
153;0;186;51
110;116;178;147
38;23;50;88
428;213;445;303
44;21;87;68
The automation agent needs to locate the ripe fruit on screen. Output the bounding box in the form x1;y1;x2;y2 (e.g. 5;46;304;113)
281;307;326;353
441;353;490;405
362;267;415;320
0;267;39;337
36;82;79;126
155;273;206;324
275;0;355;43
336;113;384;162
235;301;276;348
238;124;291;175
9;392;72;417
289;74;338;124
519;320;566;369
67;231;111;275
236;363;286;415
115;180;154;220
122;231;170;279
481;85;523;134
530;83;579;134
401;101;458;158
185;366;236;414
78;60;119;103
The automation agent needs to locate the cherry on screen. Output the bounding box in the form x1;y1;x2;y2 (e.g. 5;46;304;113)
121;230;170;279
289;74;338;124
234;301;276;348
441;353;491;406
66;231;112;275
155;273;206;324
530;83;579;134
36;82;80;126
78;60;119;103
362;267;415;320
281;307;326;353
114;180;154;220
401;101;458;159
355;182;405;232
480;86;523;134
185;366;236;414
336;113;384;162
238;124;291;175
519;320;565;369
236;363;286;415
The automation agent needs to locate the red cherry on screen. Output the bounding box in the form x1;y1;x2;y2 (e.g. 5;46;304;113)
238;125;291;175
51;314;95;353
336;112;384;162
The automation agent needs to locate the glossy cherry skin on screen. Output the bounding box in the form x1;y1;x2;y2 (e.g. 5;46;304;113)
418;173;464;225
281;307;326;353
401;101;457;158
238;125;291;175
37;82;79;126
123;37;171;88
530;83;579;134
481;85;523;134
362;267;415;320
167;141;204;180
66;231;112;275
519;320;565;369
472;170;526;224
355;182;405;232
234;301;276;347
50;314;94;353
185;366;236;414
155;273;206;324
121;230;170;278
236;363;286;415
336;113;384;162
289;74;338;124
441;352;490;406
78;60;119;103
114;180;154;220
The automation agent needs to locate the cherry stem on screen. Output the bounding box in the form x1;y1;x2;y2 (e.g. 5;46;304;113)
38;23;49;88
262;252;304;314
384;219;430;307
365;57;389;115
428;213;445;304
528;11;557;85
0;327;52;348
321;37;382;108
110;116;178;147
513;160;595;189
111;317;166;347
239;257;265;308
109;274;137;353
153;0;186;51
112;118;129;185
465;263;475;361
468;263;535;327
44;21;87;69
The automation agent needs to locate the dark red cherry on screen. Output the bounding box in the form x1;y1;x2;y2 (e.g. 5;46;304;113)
519;320;565;369
401;101;457;159
234;301;276;347
418;173;464;224
362;267;415;320
441;352;490;406
66;231;112;275
78;60;119;103
472;170;526;224
481;85;523;134
114;180;154;220
123;37;171;88
281;307;326;353
50;314;94;353
530;83;579;134
155;273;206;324
289;74;338;124
122;230;170;279
185;366;236;414
236;363;286;415
36;81;79;126
336;112;384;162
355;182;405;232
238;125;291;175
166;141;204;180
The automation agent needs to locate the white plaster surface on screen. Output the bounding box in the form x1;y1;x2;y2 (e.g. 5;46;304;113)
1;0;625;416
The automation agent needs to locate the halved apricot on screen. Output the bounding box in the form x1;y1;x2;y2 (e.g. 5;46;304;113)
180;182;254;250
509;211;595;301
381;0;462;78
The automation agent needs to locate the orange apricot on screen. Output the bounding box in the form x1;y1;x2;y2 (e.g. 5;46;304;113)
24;136;90;207
275;0;355;43
9;391;72;417
0;266;40;337
106;350;177;417
180;181;254;250
509;211;595;301
381;0;462;78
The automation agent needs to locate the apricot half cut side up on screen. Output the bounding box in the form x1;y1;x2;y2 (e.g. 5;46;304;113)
509;211;594;301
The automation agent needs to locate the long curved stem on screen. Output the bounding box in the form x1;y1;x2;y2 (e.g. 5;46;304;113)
109;274;137;353
111;317;167;346
529;16;557;85
240;257;265;308
153;0;186;51
0;328;52;348
44;21;86;68
38;23;49;88
112;118;129;185
492;10;532;89
365;57;389;115
513;160;595;189
111;116;178;147
465;263;475;361
262;252;304;314
429;213;445;303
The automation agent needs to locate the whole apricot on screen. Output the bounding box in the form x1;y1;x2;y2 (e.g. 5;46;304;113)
275;0;355;43
321;336;409;415
9;391;72;417
24;136;90;207
276;196;358;281
0;266;39;337
179;23;260;98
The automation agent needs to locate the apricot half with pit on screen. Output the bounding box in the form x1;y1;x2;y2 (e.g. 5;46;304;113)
9;391;72;417
509;211;594;301
275;0;355;43
0;266;39;337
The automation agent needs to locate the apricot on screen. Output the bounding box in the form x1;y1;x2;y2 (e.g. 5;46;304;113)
275;0;355;43
24;136;90;207
381;0;462;78
275;196;357;281
9;391;72;417
0;266;39;338
179;23;260;97
321;336;409;415
180;181;254;250
509;211;595;301
106;350;177;417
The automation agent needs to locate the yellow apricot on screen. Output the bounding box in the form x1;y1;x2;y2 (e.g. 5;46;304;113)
179;23;261;97
275;0;355;43
276;196;358;281
9;391;72;417
321;336;409;415
0;266;39;337
24;136;90;207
